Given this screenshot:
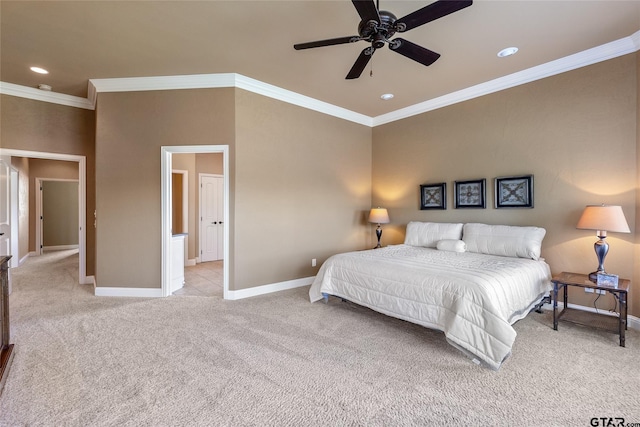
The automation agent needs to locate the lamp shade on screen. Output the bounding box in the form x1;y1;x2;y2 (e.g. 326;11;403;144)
368;208;390;224
576;205;630;233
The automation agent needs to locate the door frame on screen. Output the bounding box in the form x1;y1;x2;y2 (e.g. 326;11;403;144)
0;148;88;284
36;178;80;254
9;167;18;268
161;145;229;298
198;173;223;263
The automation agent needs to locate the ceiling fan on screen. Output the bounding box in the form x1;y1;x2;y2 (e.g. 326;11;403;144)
294;0;473;79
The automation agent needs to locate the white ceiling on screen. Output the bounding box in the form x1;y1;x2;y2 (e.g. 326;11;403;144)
2;1;640;117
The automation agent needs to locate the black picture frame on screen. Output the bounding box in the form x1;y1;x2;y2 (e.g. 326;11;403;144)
454;179;486;209
495;175;534;208
420;183;446;210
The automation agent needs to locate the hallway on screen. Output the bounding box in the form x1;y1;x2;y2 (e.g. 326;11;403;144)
172;261;223;297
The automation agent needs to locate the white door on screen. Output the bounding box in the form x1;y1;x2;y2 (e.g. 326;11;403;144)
200;174;223;262
0;157;11;260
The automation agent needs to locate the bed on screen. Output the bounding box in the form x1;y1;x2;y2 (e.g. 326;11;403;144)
309;222;552;370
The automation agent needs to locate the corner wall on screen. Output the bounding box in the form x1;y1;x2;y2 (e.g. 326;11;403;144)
0;94;96;275
373;54;639;316
94;88;235;288
234;90;372;290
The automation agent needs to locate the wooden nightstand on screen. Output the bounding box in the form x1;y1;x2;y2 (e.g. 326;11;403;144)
551;272;629;347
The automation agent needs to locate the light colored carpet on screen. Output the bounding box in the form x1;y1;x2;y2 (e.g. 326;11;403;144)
1;250;639;426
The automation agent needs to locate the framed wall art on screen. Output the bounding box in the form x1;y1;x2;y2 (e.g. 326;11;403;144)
420;183;446;210
495;175;534;208
454;179;486;209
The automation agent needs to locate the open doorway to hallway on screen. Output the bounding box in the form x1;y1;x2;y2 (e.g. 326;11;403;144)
0;149;89;287
161;145;229;299
170;154;224;297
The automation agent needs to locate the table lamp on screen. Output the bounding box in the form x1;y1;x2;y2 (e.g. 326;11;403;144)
369;208;390;249
576;204;630;282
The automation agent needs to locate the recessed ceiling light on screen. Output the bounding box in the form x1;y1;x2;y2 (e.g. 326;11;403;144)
380;93;394;101
497;47;518;58
30;66;49;74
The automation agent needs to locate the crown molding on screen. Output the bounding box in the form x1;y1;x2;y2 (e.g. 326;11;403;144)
2;30;639;125
233;74;373;127
87;73;372;126
372;29;640;126
0;81;94;110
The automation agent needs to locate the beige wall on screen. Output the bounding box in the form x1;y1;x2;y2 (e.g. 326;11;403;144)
95;88;236;288
234;90;372;289
3;54;640;317
373;54;639;316
42;180;79;247
0;95;96;275
95;87;371;291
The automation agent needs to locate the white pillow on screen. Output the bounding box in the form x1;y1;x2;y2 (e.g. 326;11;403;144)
404;222;464;248
436;239;466;253
462;223;546;260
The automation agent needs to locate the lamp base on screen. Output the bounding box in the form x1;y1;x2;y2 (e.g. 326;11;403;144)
374;225;382;249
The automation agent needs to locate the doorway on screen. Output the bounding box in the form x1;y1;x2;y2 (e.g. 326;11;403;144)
36;179;79;254
160;146;229;298
0;149;88;285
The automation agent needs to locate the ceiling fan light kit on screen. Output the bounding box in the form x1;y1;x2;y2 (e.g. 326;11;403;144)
294;0;473;79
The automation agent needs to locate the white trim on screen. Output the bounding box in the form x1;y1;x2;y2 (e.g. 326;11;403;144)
18;253;30;266
225;276;315;301
233;74;373;127
4;30;640;126
185;259;196;267
541;301;640;332
161;146;230;299
372;31;640;126
89;73;236;94
94;287;163;298
0;81;94;110
0;149;88;285
42;245;80;251
9;167;19;268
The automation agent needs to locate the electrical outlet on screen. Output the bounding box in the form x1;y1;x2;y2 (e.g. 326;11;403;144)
585;288;594;293
596;289;606;295
311;258;317;267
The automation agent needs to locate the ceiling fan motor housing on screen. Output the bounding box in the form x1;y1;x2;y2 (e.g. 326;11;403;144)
358;10;397;48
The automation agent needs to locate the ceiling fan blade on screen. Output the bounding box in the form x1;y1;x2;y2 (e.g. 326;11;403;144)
351;0;380;24
346;47;375;79
396;0;472;32
389;38;440;67
294;36;360;50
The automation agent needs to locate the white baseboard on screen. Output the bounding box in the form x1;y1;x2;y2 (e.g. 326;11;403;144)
225;276;314;300
43;245;79;251
185;259;196;267
18;253;30;266
95;287;163;298
542;301;640;331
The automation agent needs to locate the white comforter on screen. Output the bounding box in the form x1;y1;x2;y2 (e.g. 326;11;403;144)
309;244;552;370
